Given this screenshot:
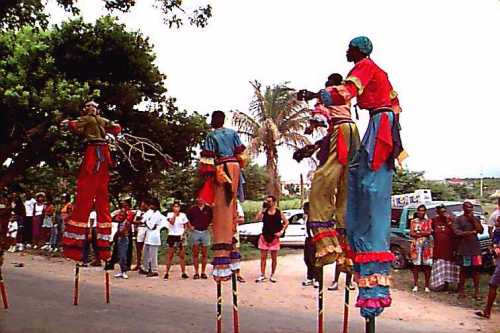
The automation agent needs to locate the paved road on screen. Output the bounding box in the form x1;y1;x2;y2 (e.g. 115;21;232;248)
0;253;495;333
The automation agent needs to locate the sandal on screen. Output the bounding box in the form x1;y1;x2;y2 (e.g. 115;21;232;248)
237;276;246;283
193;273;200;280
201;273;208;279
474;311;490;319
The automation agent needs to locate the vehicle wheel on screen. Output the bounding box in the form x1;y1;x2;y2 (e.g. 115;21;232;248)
391;246;407;270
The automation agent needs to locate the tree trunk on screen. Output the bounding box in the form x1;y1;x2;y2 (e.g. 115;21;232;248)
265;146;281;200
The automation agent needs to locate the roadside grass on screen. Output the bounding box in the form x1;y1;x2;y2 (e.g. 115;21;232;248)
391;267;499;311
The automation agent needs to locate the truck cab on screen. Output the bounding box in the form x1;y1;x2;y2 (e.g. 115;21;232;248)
390;201;492;269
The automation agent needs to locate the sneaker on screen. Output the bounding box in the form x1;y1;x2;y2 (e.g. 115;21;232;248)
146;272;159;278
163;273;169;280
41;244;49;250
328;282;339;291
347;284;356;291
8;246;15;253
122;272;129;279
313;280;320;288
181;273;189;279
412;286;418;292
302;279;313;286
139;269;149;275
26;244;32;249
52;248;58;253
425;287;430;293
114;272;123;278
16;244;24;251
255;275;267;283
269;275;277;283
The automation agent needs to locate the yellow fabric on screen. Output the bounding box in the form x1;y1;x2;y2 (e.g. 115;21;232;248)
344;76;364;95
309;123;360;267
357;274;392;288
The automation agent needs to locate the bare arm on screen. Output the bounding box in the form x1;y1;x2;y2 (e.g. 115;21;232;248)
281;212;289;231
255;210;264;222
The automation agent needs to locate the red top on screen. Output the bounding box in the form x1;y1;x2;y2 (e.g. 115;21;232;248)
432;216;456;261
326;58;401;113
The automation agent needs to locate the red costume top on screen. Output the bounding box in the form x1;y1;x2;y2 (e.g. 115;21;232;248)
322;58;401;114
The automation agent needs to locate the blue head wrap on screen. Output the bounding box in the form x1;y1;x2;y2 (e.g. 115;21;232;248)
349;36;373;56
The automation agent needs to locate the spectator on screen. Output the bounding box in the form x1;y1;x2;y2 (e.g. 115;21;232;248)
82;210;98;266
453;201;484;299
487;197;500;238
475;214;500;319
234;201;246;283
41;196;55;250
409;204;433;292
32;192;46;249
7;213;18;253
59;194;73;247
302;202;319;288
11;194;25;252
23;191;36;248
164;201;190;280
132;199;150;271
187;199;212;280
255;195;289;283
143;198;166;277
430;204;459;291
113;200;134;279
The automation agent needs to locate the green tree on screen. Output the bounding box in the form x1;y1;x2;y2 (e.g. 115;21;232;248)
392;169;424;194
0;0;211;30
233;81;310;199
0;17;209;197
243;161;269;201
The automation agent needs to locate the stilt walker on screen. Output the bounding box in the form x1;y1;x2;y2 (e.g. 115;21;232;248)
105;267;110;304
61;100;121;304
231;272;240;333
198;111;247;333
217;281;222;333
300;36;406;333
296;73;360;333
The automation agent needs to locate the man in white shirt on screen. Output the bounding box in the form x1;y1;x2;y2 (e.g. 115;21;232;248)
142;198;166;277
23;191;36;247
164;201;190;280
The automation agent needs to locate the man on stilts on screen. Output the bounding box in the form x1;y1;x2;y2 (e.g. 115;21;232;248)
296;72;360;333
300;36;406;332
61;101;121;304
198;110;246;333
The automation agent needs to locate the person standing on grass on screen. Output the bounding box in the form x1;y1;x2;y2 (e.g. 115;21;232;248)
143;198;166;277
187;199;212;280
430;204;459;291
475;215;500;319
164;201;190;280
453;201;484;300
32;192;46;249
255;195;289;283
487;197;500;238
409;204;433;293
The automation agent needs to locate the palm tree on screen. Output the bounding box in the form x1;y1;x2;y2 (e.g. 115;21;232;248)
233;80;311;199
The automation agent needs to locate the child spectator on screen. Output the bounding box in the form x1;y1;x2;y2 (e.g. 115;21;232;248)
143;198;166;277
164;201;190;280
7;213;18;253
41;196;55;251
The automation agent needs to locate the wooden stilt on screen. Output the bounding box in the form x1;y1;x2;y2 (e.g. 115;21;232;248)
365;317;375;333
318;267;324;333
342;284;350;333
105;268;110;304
217;281;222;333
231;272;240;333
0;269;8;309
73;264;80;306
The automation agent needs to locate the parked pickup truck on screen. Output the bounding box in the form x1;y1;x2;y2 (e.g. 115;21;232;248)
390;201;493;269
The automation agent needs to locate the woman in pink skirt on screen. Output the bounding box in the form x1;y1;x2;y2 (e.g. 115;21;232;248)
255;195;289;283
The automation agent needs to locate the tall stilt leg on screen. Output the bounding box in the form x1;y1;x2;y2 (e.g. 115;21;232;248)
342;284;350;333
232;272;240;333
73;264;80;306
217;281;222;333
318;267;324;333
105;267;110;304
0;268;8;309
365;317;375;333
